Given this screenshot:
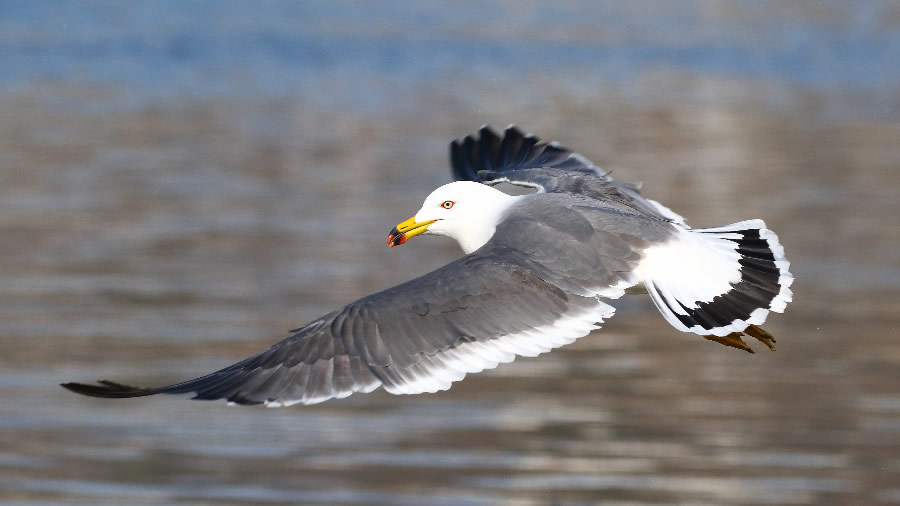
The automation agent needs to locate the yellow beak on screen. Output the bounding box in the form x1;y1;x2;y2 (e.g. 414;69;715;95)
387;216;436;248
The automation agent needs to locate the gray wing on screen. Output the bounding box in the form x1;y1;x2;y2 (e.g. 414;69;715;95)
62;242;629;406
450;125;679;222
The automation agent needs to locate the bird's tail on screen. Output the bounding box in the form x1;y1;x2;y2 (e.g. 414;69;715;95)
638;220;793;351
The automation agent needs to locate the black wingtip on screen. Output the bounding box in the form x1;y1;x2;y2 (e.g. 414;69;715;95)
449;125;598;182
61;380;159;399
450;125;531;182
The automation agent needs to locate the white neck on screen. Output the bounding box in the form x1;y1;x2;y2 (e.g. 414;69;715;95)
456;210;506;254
452;189;520;254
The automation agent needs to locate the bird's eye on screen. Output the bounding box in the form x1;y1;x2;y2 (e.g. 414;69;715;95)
441;200;455;209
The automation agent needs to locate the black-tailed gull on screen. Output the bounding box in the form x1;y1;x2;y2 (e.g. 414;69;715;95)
62;126;793;407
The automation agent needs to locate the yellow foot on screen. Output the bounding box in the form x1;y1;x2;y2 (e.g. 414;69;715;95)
703;325;777;353
745;324;777;351
703;333;754;353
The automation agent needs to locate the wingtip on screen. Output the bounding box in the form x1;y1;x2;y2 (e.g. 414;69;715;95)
61;380;158;399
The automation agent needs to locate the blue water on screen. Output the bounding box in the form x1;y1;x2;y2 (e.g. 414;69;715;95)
2;0;898;110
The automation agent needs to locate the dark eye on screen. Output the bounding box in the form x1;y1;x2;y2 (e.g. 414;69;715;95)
441;200;454;209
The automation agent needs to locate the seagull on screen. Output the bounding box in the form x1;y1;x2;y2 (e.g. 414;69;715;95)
62;125;793;407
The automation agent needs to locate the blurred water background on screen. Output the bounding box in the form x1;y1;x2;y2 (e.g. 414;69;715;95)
1;1;899;504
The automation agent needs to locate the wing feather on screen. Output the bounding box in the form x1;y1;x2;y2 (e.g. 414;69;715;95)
450;125;603;182
450;125;680;223
62;241;629;406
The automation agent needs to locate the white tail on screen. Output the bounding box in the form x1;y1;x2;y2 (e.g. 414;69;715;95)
637;220;793;337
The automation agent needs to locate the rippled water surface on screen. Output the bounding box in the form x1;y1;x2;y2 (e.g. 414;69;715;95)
2;2;899;504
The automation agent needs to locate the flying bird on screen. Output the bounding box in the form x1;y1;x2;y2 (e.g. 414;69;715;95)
62;126;793;407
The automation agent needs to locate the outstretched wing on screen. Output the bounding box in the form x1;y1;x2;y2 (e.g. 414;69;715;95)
63;244;621;407
450;125;681;223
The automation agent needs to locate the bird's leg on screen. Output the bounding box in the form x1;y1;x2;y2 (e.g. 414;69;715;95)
702;324;777;353
703;333;754;353
744;324;777;351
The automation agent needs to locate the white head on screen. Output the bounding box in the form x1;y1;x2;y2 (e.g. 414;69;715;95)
387;181;519;254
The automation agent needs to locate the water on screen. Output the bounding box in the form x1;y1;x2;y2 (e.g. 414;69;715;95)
1;2;899;504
